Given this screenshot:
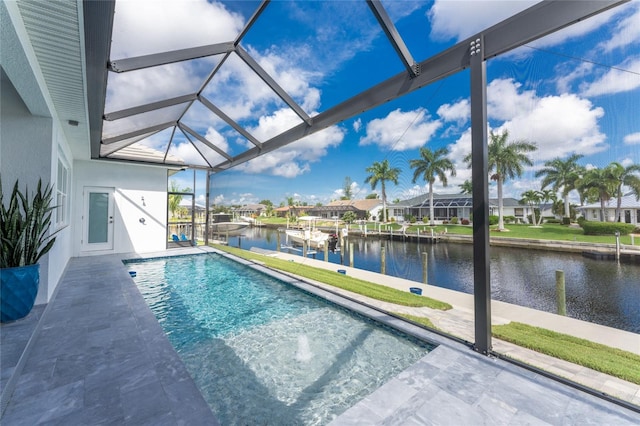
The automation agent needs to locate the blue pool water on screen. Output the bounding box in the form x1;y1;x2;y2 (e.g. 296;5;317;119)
128;253;433;425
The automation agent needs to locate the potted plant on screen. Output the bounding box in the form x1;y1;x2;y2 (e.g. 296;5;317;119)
0;177;57;322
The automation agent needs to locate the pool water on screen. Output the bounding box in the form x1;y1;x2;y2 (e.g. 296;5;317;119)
128;253;433;425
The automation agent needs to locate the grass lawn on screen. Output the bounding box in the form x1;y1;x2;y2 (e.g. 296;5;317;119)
493;322;640;385
406;223;635;245
393;312;436;330
213;244;452;310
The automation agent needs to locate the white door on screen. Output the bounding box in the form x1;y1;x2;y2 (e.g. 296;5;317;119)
83;187;115;251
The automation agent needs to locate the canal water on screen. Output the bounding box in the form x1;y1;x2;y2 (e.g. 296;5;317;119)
227;227;640;334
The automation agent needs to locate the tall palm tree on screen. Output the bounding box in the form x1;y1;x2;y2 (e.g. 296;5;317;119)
577;167;618;221
606;162;640;221
465;130;537;231
409;147;456;226
535;154;584;221
364;159;401;223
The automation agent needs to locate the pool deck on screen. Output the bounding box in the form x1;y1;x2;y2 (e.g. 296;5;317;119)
1;246;638;425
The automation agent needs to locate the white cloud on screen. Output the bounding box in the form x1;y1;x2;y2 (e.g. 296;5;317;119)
105;62;205;112
427;1;536;42
484;79;607;160
554;63;593;95
359;108;442;151
598;3;640;52
581;57;640;97
168;141;210;167
620;157;635;168
487;79;537;122
251;47;323;112
212;194;225;204
353;118;362;133
445;79;609;196
624;132;640;145
437;99;470;124
427;0;629;57
111;0;244;58
238;111;345;177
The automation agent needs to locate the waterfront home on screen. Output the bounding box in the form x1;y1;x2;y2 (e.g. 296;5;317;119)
389;193;534;224
234;203;267;218
273;205;313;218
309;199;383;221
578;193;640;224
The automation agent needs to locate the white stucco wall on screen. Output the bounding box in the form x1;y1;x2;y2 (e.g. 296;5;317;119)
73;161;169;256
1;63;71;304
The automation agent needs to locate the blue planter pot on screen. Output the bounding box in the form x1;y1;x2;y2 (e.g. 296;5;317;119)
0;264;40;323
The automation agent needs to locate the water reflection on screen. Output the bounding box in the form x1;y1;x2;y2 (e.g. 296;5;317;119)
228;227;640;333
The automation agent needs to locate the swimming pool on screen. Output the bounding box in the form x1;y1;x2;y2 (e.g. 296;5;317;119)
127;253;434;425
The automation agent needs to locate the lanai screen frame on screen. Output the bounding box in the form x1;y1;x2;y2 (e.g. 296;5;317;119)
83;0;629;354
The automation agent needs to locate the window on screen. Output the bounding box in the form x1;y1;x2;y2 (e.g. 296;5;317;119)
514;208;524;217
56;157;70;227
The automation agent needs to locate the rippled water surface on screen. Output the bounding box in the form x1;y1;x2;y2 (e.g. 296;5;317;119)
129;254;432;425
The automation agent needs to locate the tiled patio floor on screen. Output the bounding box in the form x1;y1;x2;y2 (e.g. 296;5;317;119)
1;247;638;425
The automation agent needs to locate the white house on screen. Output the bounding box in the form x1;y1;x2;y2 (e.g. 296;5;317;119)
309;199;384;221
578;194;640;225
389;193;534;224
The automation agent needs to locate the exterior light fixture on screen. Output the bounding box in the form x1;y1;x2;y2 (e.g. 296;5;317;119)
68;120;79;126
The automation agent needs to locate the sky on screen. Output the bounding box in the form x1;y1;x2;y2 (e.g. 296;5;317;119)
107;0;640;208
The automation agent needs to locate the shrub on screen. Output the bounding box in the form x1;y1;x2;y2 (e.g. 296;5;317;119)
461;218;470;225
504;215;516;224
545;218;561;224
581;221;635;236
489;215;499;226
450;216;459;224
577;216;586;227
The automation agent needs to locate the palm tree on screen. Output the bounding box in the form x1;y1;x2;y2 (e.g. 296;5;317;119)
537;189;557;225
520;190;541;226
364;159;401;223
409;147;456;226
459;180;473;195
465;130;537;231
606;162;640;221
577;167;618;221
535;154;583;221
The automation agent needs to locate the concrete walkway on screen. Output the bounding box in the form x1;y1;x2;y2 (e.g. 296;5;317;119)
261;250;640;406
1;247;638;425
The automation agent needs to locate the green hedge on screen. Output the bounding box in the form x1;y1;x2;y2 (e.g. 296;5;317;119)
581;221;635;235
489;215;499;225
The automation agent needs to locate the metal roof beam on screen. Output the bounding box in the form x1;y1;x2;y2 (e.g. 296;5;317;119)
102;121;177;144
235;45;312;126
235;0;270;45
179;123;233;161
180;129;214;169
367;0;418;77
104;93;197;121
109;42;235;73
198;95;262;149
216;0;626;170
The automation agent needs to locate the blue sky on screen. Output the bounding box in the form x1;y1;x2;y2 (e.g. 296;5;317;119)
108;0;640;207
